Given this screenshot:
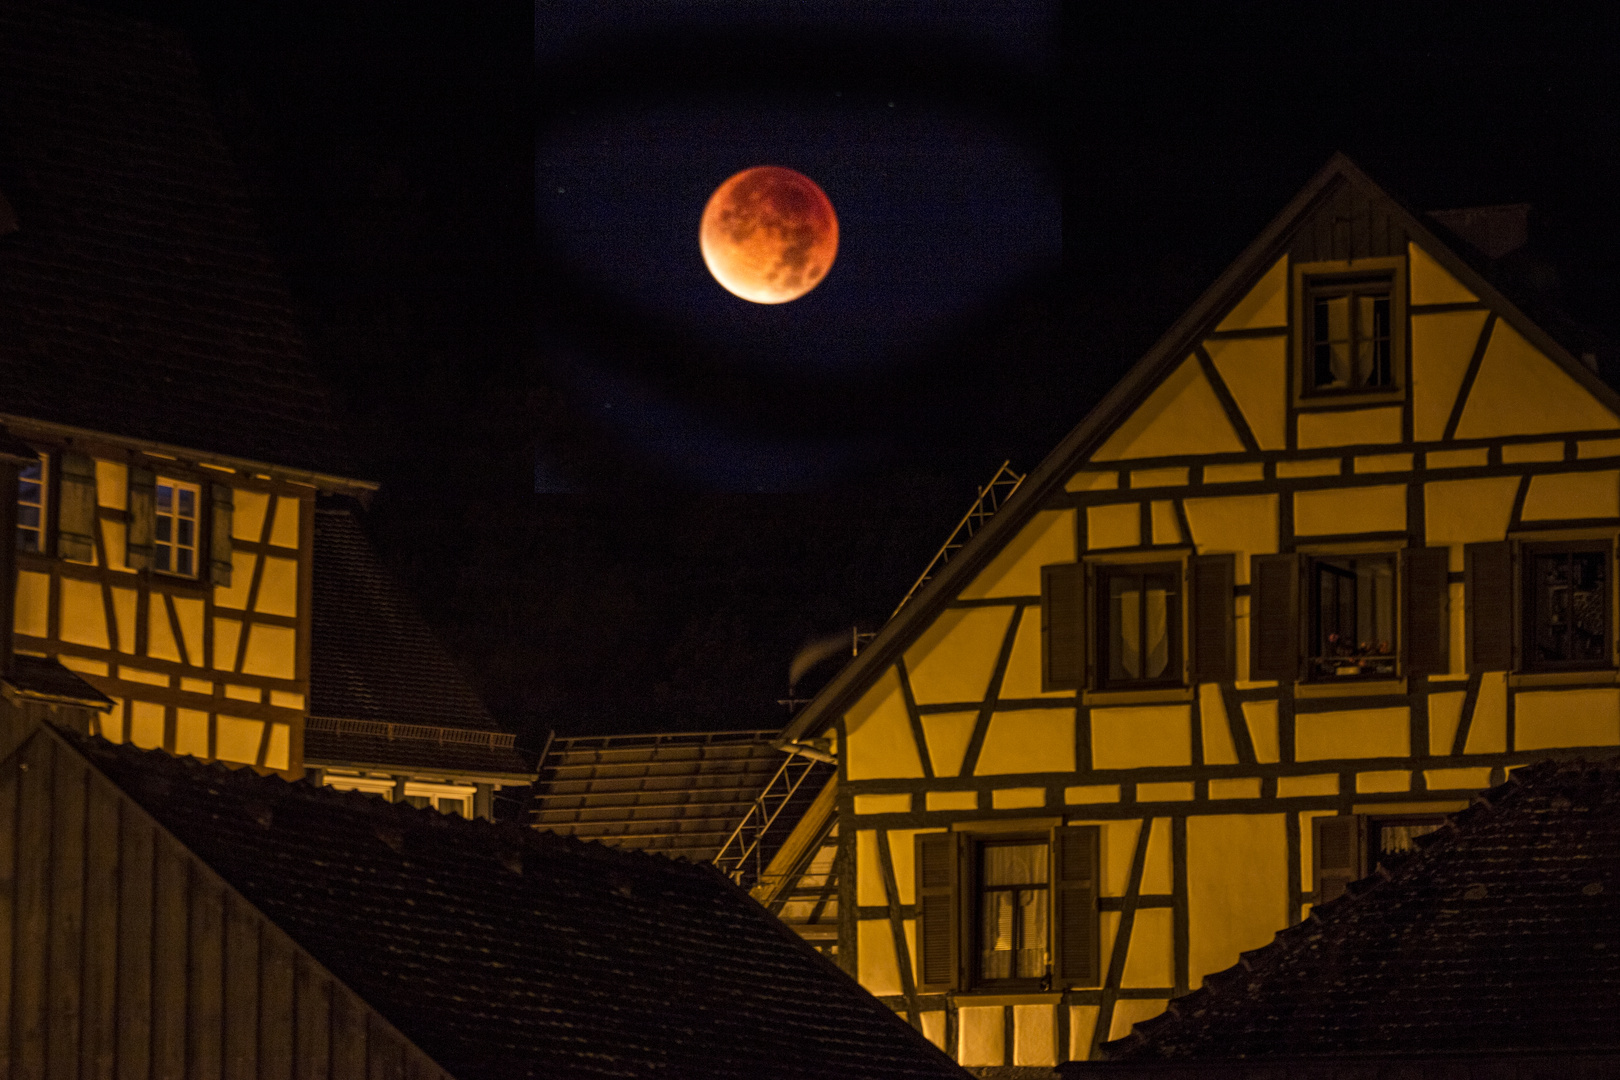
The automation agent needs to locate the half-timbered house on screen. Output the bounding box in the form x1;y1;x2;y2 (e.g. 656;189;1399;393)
771;155;1620;1074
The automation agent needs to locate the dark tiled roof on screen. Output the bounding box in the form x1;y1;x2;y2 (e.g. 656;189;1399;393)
0;0;357;478
530;730;832;871
1093;759;1620;1065
4;654;111;707
77;733;965;1080
311;503;505;741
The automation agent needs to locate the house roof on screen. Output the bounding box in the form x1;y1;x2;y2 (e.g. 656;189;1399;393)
529;730;832;871
0;0;362;483
308;502;531;778
74;730;965;1080
778;154;1620;748
1075;759;1620;1067
4;653;112;708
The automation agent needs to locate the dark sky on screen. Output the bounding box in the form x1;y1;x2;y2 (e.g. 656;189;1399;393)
132;0;1619;740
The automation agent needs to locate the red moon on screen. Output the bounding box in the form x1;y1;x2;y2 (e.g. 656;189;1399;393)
700;166;838;304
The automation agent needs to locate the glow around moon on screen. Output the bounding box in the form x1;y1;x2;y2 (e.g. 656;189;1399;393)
700;166;838;304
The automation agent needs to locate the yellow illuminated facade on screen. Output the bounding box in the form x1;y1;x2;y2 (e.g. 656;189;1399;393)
7;422;365;776
775;159;1620;1072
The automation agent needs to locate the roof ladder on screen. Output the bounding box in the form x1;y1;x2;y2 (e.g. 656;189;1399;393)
712;747;821;888
890;459;1024;620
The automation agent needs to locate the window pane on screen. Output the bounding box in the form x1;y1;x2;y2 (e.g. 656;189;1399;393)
178;488;194;516
156;484;172;511
156;517;172;543
17;506;38;528
178;549;193;576
1110;580;1141;680
981;892;1014;981
1016;889;1047;978
155;544;170;572
1530;551;1607;664
1312;557;1395;679
983;842;1048;886
1144;584;1170;678
178;519;193;547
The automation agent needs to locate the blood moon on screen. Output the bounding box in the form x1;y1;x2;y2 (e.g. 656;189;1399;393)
699;166;838;304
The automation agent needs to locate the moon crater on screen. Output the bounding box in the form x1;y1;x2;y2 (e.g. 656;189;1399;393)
700;166;838;304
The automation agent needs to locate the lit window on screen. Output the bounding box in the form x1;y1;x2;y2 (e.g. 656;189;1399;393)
16;456;45;553
1096;563;1182;690
154;478;200;576
1308;554;1396;680
976;839;1049;985
1306;275;1394;393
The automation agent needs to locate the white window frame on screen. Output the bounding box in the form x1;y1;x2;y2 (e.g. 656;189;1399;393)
16;452;46;554
154;476;201;577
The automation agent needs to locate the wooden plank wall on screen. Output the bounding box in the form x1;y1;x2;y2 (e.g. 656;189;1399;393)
0;724;453;1080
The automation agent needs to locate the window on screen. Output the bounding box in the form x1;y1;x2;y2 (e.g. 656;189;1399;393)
1305;275;1393;394
1096;563;1181;690
1307;554;1396;680
1464;539;1615;674
914;827;1099;993
1313;813;1446;904
1041;555;1235;693
16;455;44;553
153;477;200;576
1251;548;1448;683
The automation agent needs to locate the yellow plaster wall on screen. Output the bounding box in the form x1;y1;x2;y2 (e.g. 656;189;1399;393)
1182;494;1278;585
1502;442;1565;464
1241;700;1280;763
1001;606;1070;699
852;793;911;815
887;827;945;906
1424;476;1520;546
255;555;300;616
857;919;902;997
1520;470;1620;521
1408;242;1477;305
974;709;1075;775
1464;673;1507;754
1428;448;1489;469
1204;463;1263;484
991;788;1046;809
1141;817;1172;894
1293;485;1406;536
214;551;256;609
960;510;1076;599
174;708;208;758
1131;467;1188;489
1067;471;1119;493
146;601;180;663
1150;501;1182;544
1069;1007;1100;1062
856;829;885;906
1198;684;1238;765
1455;320;1620;439
129;700;164;750
844;667;925;780
173;597;204;663
1205;336;1286;450
1087;503;1140;550
100;520;128;572
1187;814;1288;988
1295;707;1410;761
1296;406;1402;449
265;723;291;772
1069;818;1141;897
212;617;241;672
1411;310;1490;442
94;460;128;510
1121;907;1175;988
1092;356;1245;461
215;715;263;765
958;1006;1004;1067
905;606;1015;705
14;570;49;638
1109;999;1169;1043
269;496;301;549
1428;691;1466;755
1013;1005;1056;1067
1090;706;1192;769
110;587;136;654
59;577;108;649
232;489;270;541
927;790;978;811
1216;256;1288;332
920;711;976;777
241;623;296;678
1515;688;1620;751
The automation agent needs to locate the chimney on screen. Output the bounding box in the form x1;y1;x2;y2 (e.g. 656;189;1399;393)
1426;204;1530;260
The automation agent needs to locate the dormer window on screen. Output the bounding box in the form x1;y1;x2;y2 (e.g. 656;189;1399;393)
1307;275;1393;393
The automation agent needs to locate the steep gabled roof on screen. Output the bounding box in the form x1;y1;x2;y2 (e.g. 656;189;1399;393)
0;0;362;482
1073;758;1620;1065
781;154;1620;746
72;729;967;1080
307;502;532;778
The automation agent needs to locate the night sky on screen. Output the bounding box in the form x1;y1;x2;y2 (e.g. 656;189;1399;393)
122;0;1619;741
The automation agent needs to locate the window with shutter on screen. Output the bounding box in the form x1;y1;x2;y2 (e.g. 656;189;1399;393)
1051;825;1100;987
1464;541;1513;672
57;451;97;562
127;466;156;570
1520;540;1610;672
1250;553;1302;682
16;452;46;554
1095;562;1182;690
914;832;960;993
1042;563;1087;691
1189;554;1235;682
1400;546;1450;677
209;483;234;587
1312;814;1364;904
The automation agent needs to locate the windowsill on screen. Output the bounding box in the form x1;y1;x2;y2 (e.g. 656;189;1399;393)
954;992;1064;1007
1083;686;1194;706
1294;679;1406;699
1294;390;1405;409
1508;669;1618;688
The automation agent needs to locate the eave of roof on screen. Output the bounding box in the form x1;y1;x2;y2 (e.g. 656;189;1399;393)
780;153;1620;746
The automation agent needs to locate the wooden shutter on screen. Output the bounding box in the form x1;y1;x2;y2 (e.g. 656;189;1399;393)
1400;546;1450;677
56;451;97;562
1465;541;1514;673
209;483;234;587
127;466;155;570
1052;825;1100;986
1042;563;1087;691
914;832;960;993
1249;553;1302;682
1312;815;1364;905
1189;554;1235;682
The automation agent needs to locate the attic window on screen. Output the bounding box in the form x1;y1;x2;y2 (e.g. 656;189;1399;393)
1305;274;1393;394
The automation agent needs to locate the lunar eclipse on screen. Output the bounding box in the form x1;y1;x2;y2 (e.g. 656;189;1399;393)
700;166;838;303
